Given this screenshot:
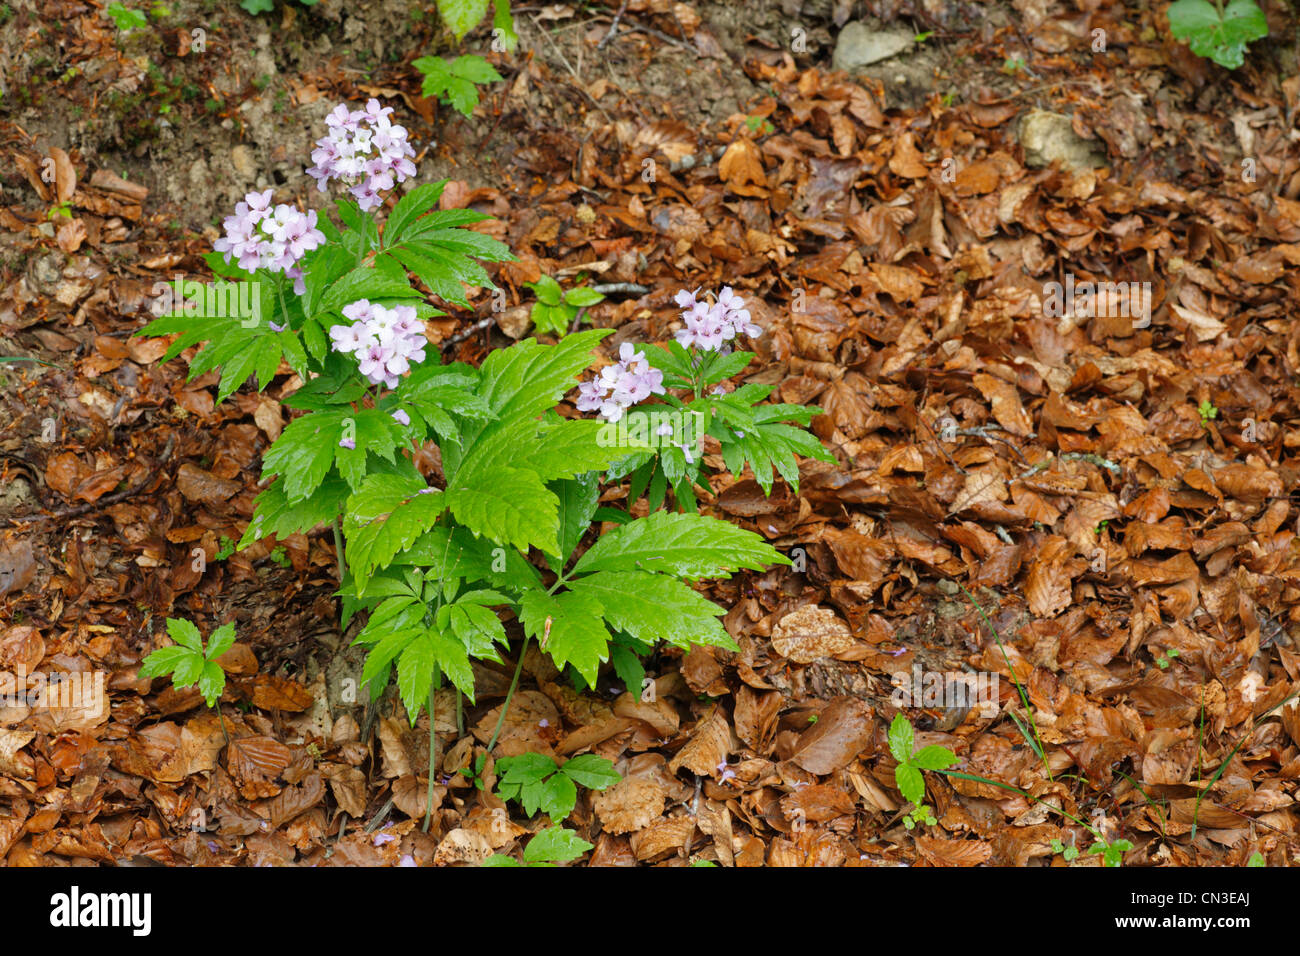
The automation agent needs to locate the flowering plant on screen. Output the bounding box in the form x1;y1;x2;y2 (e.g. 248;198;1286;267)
576;286;834;512
137;101;803;745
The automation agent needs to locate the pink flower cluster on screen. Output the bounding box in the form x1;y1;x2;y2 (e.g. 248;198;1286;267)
673;287;762;351
212;190;325;294
328;299;427;389
576;342;665;422
306;100;417;211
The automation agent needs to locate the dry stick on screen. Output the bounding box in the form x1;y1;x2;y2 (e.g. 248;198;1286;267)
597;0;630;50
439;313;497;351
11;433;176;526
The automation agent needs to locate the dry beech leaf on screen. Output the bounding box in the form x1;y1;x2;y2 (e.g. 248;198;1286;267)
771;605;857;664
668;707;731;776
434;827;493;866
321;764;368;817
790;696;874;774
251;675;314;712
593;777;668;834
629;815;696;861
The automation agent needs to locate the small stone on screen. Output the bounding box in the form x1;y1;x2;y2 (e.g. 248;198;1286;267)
230;145;257;181
832;20;914;71
1018;110;1107;172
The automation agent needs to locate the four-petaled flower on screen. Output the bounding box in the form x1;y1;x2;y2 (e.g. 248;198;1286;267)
307;98;417;211
212;189;325;294
329;300;428;389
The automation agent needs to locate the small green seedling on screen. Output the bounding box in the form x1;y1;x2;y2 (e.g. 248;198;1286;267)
1167;0;1267;70
744;115;775;136
1198;399;1218;427
889;714;958;830
458;752;488;790
1050;838;1081;862
1247;851;1265;867
1001;56;1026;75
914;30;934;43
413;55;503;118
1094;520;1109;535
137;617;234;709
47;202;73;221
1087;838;1134;867
524;275;605;336
1155;647;1180;670
240;0;319;15
482;825;592;867
494;753;619;821
105;2;148;30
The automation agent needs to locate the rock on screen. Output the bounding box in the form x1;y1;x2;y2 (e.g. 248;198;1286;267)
1018;110;1107;172
832;20;914;71
230;144;257;182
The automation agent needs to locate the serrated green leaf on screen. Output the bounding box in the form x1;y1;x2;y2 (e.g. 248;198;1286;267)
538;773;578;820
559;754;620;790
205;623;237;661
137;646;194;681
551;474;600;566
166;618;204;652
397;632;437;722
518;588;610;687
566;571;736;651
522;826;591;864
345;483;447;582
888;713;914;763
436;0;489;40
894;763;925;807
451;54;503;84
197;660;226;708
240;475;349;548
475;330;611;423
572;510;785;579
911;745;958;771
443;466;557;554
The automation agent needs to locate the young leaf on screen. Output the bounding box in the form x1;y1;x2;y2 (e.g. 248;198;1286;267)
165;618;204;653
522;826;592;864
888;713;915;764
559;754;620;790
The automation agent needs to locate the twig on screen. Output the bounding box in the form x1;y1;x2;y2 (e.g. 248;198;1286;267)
439;313;497;351
954;426;1029;465
1059;451;1121;475
590;282;649;296
9;433;176;526
597;0;629;50
363;796;395;833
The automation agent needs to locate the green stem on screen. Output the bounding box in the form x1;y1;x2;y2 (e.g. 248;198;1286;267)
423;666;442;833
957;583;1052;782
486;635;530;755
1191;686;1300;840
937;769;1099;837
332;517;346;590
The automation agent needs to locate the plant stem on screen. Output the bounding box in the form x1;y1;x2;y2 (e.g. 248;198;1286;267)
332;517;346;589
486;636;530;755
957;583;1053;782
423;666;442;833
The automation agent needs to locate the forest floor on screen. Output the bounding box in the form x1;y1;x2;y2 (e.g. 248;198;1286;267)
3;0;1300;866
